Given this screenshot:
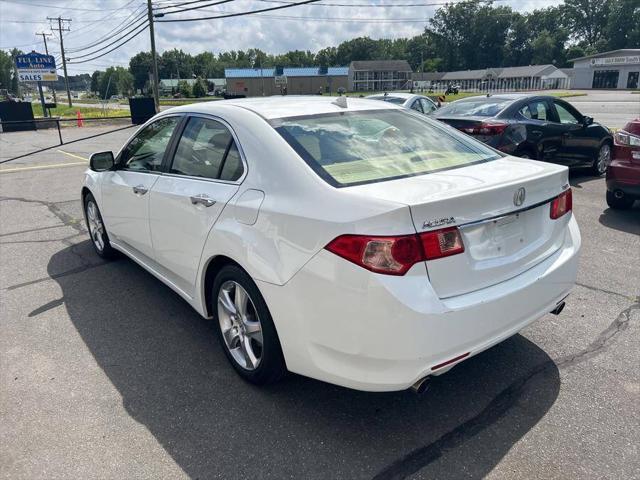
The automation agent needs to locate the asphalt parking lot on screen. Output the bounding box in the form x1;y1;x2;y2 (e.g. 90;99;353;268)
1;113;639;479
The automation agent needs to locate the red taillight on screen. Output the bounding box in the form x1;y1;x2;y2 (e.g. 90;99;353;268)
325;227;465;275
463;121;508;136
550;189;572;219
419;226;465;260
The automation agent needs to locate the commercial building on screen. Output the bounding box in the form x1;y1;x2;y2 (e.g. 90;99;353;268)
418;65;571;91
224;67;348;96
348;60;412;91
569;49;640;89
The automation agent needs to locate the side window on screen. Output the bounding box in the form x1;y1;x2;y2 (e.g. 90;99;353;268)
521;101;550;121
554;102;581;125
420;98;437;113
220;141;244;181
410;100;424;113
120;116;180;171
170;117;232;179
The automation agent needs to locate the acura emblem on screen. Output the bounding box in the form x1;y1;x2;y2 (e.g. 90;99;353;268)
513;187;526;207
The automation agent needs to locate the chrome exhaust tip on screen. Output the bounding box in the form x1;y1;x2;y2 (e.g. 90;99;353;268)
410;377;431;395
551;301;565;316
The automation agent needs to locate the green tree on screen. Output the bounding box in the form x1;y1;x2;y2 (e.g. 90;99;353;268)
116;68;134;96
605;0;640;49
192;76;206;97
90;70;102;94
562;0;612;46
177;79;192;97
129;51;154;90
0;50;13;92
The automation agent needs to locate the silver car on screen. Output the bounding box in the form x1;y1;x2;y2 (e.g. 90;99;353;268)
366;93;439;115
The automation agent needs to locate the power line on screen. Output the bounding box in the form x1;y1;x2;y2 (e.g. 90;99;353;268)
66;13;148;53
68;19;149;60
256;0;501;6
0;0;140;12
154;0;232;11
154;0;234;15
65;5;147;45
67;22;149;64
155;0;322;21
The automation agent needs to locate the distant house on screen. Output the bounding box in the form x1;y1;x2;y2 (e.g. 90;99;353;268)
435;65;570;90
224;67;348;96
348;60;413;91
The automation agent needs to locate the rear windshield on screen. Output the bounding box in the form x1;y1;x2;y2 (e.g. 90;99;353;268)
367;96;406;105
271;110;500;187
436;98;512;117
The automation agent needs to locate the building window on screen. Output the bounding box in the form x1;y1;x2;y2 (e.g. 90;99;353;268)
592;70;619;89
627;72;639;89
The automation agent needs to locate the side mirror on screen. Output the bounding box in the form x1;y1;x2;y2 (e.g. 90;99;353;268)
583;116;594;126
89;151;114;171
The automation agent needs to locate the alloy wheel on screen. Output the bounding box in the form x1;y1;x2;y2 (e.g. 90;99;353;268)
596;144;610;174
217;280;264;370
86;201;105;252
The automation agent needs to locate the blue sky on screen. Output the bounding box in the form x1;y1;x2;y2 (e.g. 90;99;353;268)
0;0;560;74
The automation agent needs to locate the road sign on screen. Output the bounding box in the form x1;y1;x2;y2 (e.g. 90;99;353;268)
16;51;57;82
274;75;287;86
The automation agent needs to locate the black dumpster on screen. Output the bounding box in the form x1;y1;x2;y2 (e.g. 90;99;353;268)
0;101;36;132
129;97;156;125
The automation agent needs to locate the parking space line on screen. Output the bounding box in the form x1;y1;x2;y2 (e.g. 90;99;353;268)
0;150;89;174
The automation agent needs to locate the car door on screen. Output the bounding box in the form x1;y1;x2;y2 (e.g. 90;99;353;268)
100;115;182;259
419;97;438;115
550;99;593;165
517;99;560;162
149;115;245;296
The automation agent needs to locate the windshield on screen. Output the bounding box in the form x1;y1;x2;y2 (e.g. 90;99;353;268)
271;110;500;187
436;98;512;117
367;96;406;105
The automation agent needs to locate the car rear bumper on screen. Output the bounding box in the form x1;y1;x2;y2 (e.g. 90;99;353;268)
607;158;640;197
258;216;581;392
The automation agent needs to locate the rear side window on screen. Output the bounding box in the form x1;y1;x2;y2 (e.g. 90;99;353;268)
554;102;582;125
120;116;180;171
169;117;245;181
520;100;550;121
272;110;500;187
171;117;232;179
368;96;406;105
436;98;512;117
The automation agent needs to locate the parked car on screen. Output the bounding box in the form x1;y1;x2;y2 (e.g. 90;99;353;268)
82;96;580;393
434;94;613;175
606;118;640;209
366;92;438;115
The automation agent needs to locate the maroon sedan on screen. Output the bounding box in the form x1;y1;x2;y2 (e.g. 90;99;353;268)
606;119;640;209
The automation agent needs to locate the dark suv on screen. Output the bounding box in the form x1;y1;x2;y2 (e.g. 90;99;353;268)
434;94;613;175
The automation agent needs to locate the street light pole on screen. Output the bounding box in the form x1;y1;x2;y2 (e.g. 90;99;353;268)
147;0;160;111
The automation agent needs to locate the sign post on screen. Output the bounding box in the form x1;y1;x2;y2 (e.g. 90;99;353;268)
16;51;58;118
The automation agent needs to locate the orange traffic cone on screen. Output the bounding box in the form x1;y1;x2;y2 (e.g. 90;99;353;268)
76;110;84;127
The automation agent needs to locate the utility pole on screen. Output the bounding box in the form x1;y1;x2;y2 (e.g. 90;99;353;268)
147;0;160;111
35;31;57;103
48;16;72;106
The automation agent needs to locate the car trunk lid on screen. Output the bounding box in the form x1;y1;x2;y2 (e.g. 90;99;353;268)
345;157;571;298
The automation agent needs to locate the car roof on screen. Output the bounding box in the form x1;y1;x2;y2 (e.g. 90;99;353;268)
367;92;415;100
168;95;401;120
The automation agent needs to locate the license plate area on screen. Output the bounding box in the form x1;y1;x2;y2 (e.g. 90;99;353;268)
463;212;527;260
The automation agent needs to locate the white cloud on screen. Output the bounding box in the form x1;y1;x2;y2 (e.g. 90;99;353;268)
0;0;562;73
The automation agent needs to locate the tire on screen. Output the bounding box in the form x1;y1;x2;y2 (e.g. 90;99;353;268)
591;143;611;176
212;265;286;385
83;193;117;259
606;190;634;210
515;149;535;160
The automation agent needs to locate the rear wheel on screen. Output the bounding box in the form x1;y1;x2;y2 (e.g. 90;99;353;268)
606;190;635;210
212;265;286;385
591;143;610;176
515;148;535;160
84;193;116;259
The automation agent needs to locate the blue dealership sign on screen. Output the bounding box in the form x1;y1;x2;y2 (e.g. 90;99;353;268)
16;51;57;82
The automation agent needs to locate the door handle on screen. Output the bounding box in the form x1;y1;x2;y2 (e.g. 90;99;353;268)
190;194;216;207
132;185;148;195
531;130;543;137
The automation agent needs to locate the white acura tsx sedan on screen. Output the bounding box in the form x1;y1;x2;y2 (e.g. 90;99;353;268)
82;96;580;393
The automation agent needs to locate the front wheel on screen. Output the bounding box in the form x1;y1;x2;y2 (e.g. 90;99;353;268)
212;265;286;385
591;143;610;176
84;193;116;259
606;190;635;210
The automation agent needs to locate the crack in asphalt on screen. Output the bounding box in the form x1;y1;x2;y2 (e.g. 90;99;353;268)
0;224;71;237
372;301;639;480
0;233;84;245
576;281;638;302
6;262;108;291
